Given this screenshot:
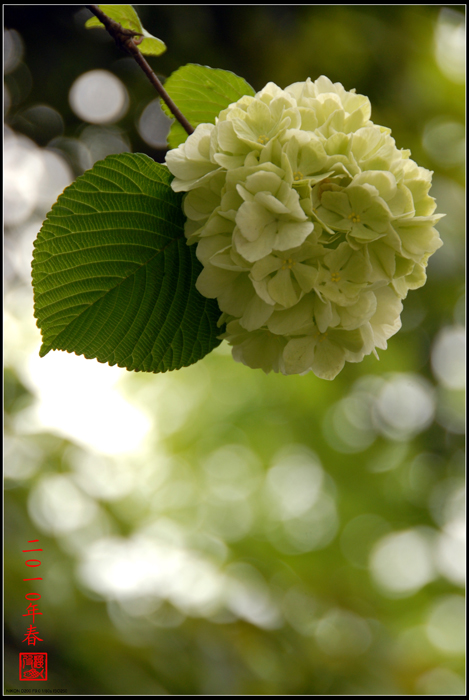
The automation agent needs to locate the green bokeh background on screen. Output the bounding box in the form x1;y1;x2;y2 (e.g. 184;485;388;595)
4;5;465;695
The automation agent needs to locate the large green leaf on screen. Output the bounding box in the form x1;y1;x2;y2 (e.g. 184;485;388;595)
163;64;256;149
32;153;222;373
85;5;166;56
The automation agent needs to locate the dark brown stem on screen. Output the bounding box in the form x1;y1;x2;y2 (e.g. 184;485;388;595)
85;5;194;136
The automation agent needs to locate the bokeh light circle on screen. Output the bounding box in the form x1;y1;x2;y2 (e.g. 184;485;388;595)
373;374;435;440
431;326;465;389
69;69;129;124
369;529;435;597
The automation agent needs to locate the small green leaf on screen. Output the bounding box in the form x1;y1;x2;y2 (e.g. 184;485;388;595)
85;5;166;56
32;153;222;373
163;64;256;149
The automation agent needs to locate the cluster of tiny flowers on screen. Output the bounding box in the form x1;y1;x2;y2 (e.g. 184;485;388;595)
165;76;443;379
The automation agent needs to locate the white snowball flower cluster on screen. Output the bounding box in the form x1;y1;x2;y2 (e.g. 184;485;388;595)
165;76;443;379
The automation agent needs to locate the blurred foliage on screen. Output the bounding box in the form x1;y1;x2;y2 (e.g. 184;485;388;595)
4;5;465;695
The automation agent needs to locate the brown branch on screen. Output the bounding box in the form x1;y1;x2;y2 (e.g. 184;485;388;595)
85;5;194;136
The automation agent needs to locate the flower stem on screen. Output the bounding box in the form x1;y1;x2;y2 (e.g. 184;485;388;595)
85;5;194;136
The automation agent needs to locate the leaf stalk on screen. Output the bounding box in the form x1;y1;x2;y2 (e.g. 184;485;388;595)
85;5;194;136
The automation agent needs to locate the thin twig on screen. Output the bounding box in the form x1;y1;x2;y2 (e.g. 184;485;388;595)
85;5;194;136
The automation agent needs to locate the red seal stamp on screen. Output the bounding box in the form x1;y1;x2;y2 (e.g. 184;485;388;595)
19;652;48;681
